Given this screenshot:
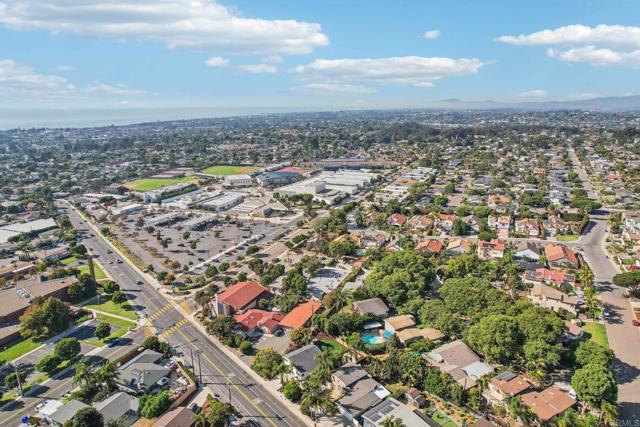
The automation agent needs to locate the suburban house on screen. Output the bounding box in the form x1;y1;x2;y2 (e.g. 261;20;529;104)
545;244;580;269
514;241;541;261
361;397;440;427
488;194;511;210
284;344;322;380
384;314;416;334
405;387;426;408
515;218;541;237
437;214;456;232
485;371;530;404
233;309;284;335
477;239;506;260
414;239;444;254
153;407;196;427
446;238;473;255
353;298;389;318
463;215;481;232
409;215;433;232
542;217;572;237
521;386;576;424
523;268;576;288
337;376;390;426
332;363;371;393
211;281;271;316
426;340;494;390
49;400;89;427
528;283;578;314
94;391;140;425
396;327;444;345
387;213;407;227
279;300;322;330
117;350;170;395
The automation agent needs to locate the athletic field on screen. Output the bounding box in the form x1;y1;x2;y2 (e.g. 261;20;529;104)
200;165;260;176
122;176;194;191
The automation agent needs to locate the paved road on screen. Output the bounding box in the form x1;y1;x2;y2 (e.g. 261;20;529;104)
0;329;144;427
59;202;306;427
569;152;640;422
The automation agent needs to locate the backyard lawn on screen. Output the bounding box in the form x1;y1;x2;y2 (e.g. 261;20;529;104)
83;294;137;320
316;339;346;357
0;337;41;363
584;322;609;347
430;409;458;427
200;165;260;175
121;176;194;192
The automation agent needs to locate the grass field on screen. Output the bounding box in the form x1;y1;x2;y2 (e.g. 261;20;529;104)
83;295;137;320
122;176;194;192
430;409;458;427
584;322;609;347
60;256;78;265
556;234;580;242
78;262;107;280
0;337;41;363
200;165;260;176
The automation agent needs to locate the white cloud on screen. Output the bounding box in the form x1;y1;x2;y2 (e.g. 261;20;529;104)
238;63;278;74
547;46;640;67
56;65;76;72
568;92;598;100
518;89;547;98
290;83;377;94
262;55;283;64
0;58;145;103
0;0;329;55
293;55;486;88
422;30;440;40
498;24;640;68
496;24;640;48
205;56;230;67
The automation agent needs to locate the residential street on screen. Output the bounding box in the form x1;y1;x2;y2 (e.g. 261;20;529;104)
57;202;308;427
570;151;640;423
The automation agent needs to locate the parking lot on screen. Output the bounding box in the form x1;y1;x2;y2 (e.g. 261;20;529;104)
114;211;293;274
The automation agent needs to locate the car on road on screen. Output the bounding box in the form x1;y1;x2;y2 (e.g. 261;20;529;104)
107;249;113;254
633;319;640;327
107;339;119;347
116;259;123;264
136;280;144;285
107;260;114;264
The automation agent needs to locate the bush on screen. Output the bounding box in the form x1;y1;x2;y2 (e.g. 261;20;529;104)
239;341;253;355
283;381;302;402
251;349;284;380
139;390;172;418
37;354;61;373
102;281;120;294
54;337;81;361
111;291;126;304
143;336;172;357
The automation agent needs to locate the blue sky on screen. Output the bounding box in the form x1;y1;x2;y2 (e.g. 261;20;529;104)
1;0;640;123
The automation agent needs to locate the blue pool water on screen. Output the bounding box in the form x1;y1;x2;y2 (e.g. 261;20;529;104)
362;331;393;344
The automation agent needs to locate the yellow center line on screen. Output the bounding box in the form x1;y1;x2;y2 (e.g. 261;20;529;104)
176;329;279;427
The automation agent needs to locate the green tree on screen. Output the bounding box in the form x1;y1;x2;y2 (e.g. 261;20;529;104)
364;250;435;309
382;417;407;427
65;407;104;427
300;381;337;421
612;270;640;297
251;348;284;380
54;337;81;361
283;380;302;402
94;322;111;340
516;306;566;344
572;364;617;409
36;354;61;373
206;315;236;340
96;361;120;390
73;361;97;388
139;390;172;418
142;336;172;357
19;296;71;339
575;341;614;368
111;290;126;304
466;315;521;364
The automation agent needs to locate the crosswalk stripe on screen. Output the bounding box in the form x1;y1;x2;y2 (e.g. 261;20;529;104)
149;305;171;320
159;319;189;339
178;300;193;315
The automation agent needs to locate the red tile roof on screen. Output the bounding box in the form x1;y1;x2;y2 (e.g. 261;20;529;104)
415;239;444;253
279;301;321;329
217;281;269;310
521;386;575;421
545;244;579;265
234;309;284;333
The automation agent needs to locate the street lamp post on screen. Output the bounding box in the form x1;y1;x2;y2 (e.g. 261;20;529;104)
13;363;23;398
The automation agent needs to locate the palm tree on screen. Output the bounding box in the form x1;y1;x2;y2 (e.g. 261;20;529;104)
97;361;120;390
333;289;353;311
73;361;96;388
382;417;406;427
300;382;337;421
599;400;619;426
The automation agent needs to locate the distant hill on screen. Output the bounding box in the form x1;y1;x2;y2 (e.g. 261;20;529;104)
436;95;640;112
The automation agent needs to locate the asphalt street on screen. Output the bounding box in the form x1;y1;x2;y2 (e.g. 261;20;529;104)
0;329;145;427
59;202;306;427
570;152;640;422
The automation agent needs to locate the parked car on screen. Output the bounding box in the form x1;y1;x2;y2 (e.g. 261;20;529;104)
187;402;200;413
632;319;640;327
107;339;119;348
116;259;123;264
603;307;611;317
157;377;170;387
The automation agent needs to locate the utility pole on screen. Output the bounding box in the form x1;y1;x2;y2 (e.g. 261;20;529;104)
13;364;23;398
196;350;203;385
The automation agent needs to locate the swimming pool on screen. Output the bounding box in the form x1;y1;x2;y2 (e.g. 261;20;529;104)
362;331;393;344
